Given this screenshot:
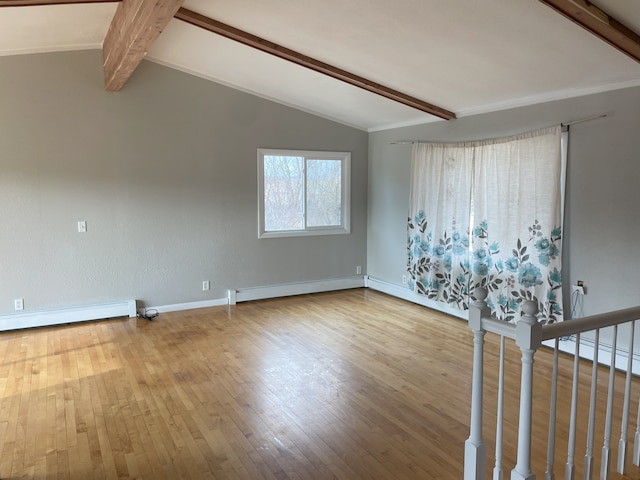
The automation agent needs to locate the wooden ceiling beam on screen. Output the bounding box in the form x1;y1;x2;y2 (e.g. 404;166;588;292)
539;0;640;63
174;7;456;120
3;0;456;118
103;0;184;91
0;0;117;6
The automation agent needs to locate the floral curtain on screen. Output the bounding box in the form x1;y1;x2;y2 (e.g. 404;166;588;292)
407;126;563;323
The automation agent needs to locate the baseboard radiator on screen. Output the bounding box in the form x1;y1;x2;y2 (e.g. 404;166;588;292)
229;276;365;304
0;300;137;332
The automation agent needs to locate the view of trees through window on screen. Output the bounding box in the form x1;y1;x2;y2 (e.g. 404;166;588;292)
263;155;342;231
306;159;341;227
263;155;304;231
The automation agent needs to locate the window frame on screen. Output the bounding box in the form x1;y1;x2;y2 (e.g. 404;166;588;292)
257;148;351;239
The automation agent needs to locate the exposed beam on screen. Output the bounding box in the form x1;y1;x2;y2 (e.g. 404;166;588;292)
103;0;184;91
539;0;640;64
174;7;456;121
0;0;118;6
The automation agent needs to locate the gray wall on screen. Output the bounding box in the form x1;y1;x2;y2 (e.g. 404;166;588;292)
368;86;640;318
2;49;637;320
0;51;368;314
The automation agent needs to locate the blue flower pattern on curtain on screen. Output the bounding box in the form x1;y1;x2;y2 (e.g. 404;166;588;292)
407;212;472;310
407;126;564;323
407;215;562;323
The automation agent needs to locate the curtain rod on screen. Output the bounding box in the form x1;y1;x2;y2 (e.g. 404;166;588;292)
561;113;607;127
390;114;608;144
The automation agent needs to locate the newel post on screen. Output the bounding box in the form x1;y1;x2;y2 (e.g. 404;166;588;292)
511;300;542;480
465;288;491;480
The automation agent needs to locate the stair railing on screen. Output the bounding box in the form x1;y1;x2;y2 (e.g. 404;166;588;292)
465;288;640;480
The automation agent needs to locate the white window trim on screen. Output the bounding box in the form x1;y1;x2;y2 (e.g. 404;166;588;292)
258;148;351;238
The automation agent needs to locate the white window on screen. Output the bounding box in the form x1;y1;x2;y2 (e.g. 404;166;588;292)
258;149;351;238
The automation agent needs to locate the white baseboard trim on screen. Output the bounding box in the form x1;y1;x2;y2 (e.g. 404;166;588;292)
1;278;635;377
149;298;229;314
1;278;363;329
366;276;467;320
366;276;640;375
0;300;137;332
234;276;366;303
544;336;640;376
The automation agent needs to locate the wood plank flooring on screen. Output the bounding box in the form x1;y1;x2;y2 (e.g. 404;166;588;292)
0;288;639;479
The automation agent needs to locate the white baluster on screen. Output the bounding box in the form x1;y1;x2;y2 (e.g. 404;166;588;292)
584;329;599;480
545;338;559;480
465;288;490;480
634;386;640;466
618;321;635;474
565;333;580;480
494;335;505;480
633;322;640;467
511;300;541;480
601;325;617;480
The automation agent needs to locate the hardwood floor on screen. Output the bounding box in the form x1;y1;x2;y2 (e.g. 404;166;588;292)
0;288;639;479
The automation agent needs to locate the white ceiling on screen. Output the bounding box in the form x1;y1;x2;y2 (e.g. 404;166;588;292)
1;0;640;131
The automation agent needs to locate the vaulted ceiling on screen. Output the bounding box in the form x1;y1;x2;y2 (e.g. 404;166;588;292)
1;0;640;131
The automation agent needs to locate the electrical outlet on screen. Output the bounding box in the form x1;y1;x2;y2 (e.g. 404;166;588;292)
14;298;24;311
402;275;407;285
202;281;210;291
356;265;362;275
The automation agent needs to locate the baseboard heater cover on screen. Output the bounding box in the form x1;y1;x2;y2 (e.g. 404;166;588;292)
149;298;229;313
0;300;137;332
232;276;366;304
366;276;467;320
544;336;640;376
366;277;640;376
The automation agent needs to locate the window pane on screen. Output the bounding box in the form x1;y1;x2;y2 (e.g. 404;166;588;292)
306;159;342;227
264;156;304;231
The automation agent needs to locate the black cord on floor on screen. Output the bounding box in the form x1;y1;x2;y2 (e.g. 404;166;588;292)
560;289;582;341
570;289;581;319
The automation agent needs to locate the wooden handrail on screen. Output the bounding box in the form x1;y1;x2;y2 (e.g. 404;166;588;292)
480;316;517;338
475;302;640;343
542;306;640;341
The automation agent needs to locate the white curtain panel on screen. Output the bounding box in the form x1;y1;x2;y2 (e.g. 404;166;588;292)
407;142;473;310
407;126;563;323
